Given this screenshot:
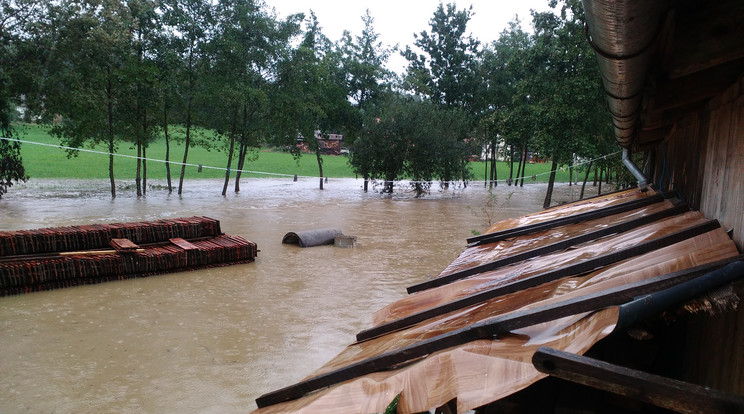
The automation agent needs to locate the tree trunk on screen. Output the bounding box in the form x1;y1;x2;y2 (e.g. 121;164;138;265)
598;167;604;195
363;175;369;192
136;108;142;197
593;165;598;186
235;142;246;193
508;144;515;185
135;34;143;198
142;144;147;196
221;106;239;196
106;70;116;199
519;144;527;187
384;178;394;193
490;140;497;187
580;160;592;200
136;141;142;196
542;160;558;209
316;148;324;190
517;152;523;186
178;111;191;195
178;50;195;196
568;157;573;186
142;109;147;196
234;104;250;193
484;144;488;188
163;106;172;193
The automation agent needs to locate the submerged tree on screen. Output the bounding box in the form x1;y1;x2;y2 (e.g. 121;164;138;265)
349;95;473;195
0;0;35;197
480;19;531;188
125;0;161;196
162;0;213;196
524;0;608;208
272;12;353;190
400;2;482;188
338;10;392;191
42;0;133;198
206;0;301;195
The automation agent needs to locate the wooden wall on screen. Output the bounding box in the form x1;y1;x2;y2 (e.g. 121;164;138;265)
652;74;744;395
652;75;744;252
700;77;744;252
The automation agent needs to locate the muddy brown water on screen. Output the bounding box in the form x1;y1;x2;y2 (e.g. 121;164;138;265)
0;178;606;413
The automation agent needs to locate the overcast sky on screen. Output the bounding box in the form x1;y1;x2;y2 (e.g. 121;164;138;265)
269;0;552;74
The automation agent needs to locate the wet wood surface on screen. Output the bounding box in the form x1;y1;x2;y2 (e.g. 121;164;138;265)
533;346;744;414
466;191;668;246
408;203;692;293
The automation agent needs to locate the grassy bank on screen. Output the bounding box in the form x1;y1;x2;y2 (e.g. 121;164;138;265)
12;123;574;183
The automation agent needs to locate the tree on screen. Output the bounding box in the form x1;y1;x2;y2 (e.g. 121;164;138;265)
338;10;393;191
153;14;182;194
402;2;482;115
400;3;482;188
272;12;353;190
162;0;213;196
349;95;410;193
124;0;161;196
340;10;392;112
204;0;301;195
349;94;474;195
480;18;531;188
522;0;609;207
42;0;133;198
0;0;36;198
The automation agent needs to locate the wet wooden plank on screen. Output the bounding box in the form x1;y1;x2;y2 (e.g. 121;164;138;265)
532;346;744;414
408;219;719;294
465;193;668;247
436;203;686;290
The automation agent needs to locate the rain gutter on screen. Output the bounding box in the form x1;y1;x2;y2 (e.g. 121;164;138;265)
581;0;667;148
582;0;667;189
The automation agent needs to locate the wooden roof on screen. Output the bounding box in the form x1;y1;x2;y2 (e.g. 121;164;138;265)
252;189;743;412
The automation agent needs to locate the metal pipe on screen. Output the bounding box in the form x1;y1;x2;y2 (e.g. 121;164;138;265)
582;0;667;147
616;261;744;331
622;148;649;190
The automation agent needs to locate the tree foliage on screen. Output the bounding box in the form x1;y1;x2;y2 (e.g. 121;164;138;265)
402;2;482;115
349;95;474;195
0;0;33;197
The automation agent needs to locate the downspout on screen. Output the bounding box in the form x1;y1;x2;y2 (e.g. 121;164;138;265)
582;0;665;189
622;148;648;191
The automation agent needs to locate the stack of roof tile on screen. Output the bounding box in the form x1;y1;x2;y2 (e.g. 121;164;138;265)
0;217;256;296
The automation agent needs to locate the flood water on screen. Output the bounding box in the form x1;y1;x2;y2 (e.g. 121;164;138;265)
0;177;605;413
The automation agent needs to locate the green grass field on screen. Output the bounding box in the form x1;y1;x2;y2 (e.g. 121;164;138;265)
11;123;574;183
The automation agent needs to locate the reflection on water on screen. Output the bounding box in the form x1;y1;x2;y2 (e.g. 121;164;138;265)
0;177;604;413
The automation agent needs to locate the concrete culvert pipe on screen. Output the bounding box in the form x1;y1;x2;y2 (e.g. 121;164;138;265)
281;229;343;248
